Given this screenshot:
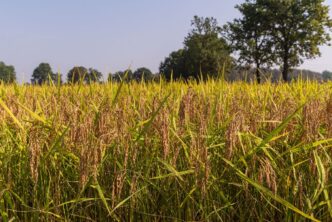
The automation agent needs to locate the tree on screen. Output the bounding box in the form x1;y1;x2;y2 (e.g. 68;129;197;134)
159;16;233;81
67;66;103;84
260;0;332;81
224;1;274;83
322;70;332;81
183;16;233;80
108;69;133;82
31;63;58;85
0;62;16;84
133;67;153;82
67;66;88;84
159;49;186;80
87;68;103;83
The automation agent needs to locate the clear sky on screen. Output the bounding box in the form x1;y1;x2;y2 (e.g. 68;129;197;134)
0;0;331;82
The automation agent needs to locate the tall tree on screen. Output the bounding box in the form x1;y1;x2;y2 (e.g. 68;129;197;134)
261;0;332;81
0;62;16;84
86;68;103;83
159;49;186;80
224;1;274;83
31;63;57;85
67;66;88;84
184;16;233;80
133;67;153;82
108;69;133;82
67;67;102;84
160;16;233;81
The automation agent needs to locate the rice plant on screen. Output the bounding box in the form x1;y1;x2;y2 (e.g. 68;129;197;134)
0;79;332;221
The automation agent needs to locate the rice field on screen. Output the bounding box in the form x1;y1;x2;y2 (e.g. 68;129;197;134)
0;80;332;221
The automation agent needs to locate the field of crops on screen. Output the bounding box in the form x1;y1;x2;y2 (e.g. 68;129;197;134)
0;80;332;221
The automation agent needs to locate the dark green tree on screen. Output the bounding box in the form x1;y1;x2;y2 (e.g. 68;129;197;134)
260;0;332;81
0;62;16;84
160;16;233;81
31;63;58;85
133;67;153;82
86;68;103;83
108;69;133;82
67;67;102;84
183;16;233;80
67;66;88;84
159;49;186;80
224;1;274;83
322;70;332;81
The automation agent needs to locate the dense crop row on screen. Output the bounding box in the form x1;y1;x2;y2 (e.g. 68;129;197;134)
0;80;332;221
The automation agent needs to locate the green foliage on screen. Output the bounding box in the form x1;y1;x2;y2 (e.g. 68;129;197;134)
67;66;102;84
266;0;332;81
108;69;133;82
109;68;154;83
67;66;88;83
31;63;59;85
87;68;103;83
225;2;275;83
183;16;233;80
0;62;16;84
159;49;186;80
322;70;332;81
133;67;154;82
228;0;332;82
160;16;233;81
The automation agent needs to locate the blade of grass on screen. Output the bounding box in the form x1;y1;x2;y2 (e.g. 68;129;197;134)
92;183;120;222
222;158;320;222
135;93;171;142
0;97;24;131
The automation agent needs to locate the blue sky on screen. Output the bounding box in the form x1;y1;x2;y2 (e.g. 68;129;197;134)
0;0;331;82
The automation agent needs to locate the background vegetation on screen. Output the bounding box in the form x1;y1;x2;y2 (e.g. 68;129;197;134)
1;0;332;84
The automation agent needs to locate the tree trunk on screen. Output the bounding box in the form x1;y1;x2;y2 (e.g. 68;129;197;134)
282;55;289;82
256;67;261;84
255;61;261;84
282;64;289;82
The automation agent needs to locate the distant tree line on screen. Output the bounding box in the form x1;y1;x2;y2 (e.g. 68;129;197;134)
2;60;330;85
322;70;332;81
0;62;16;84
0;0;331;84
227;67;332;82
108;67;159;83
0;61;161;85
30;65;158;85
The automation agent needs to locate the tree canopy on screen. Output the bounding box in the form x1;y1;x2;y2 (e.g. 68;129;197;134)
133;67;154;82
87;68;103;83
226;0;332;82
159;49;186;80
31;63;59;85
268;0;332;81
184;16;233;80
224;1;274;83
109;69;133;82
0;62;16;84
160;16;233;81
108;68;157;82
67;66;102;84
67;66;88;84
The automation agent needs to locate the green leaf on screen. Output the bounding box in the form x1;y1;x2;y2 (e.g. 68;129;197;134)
222;158;320;222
